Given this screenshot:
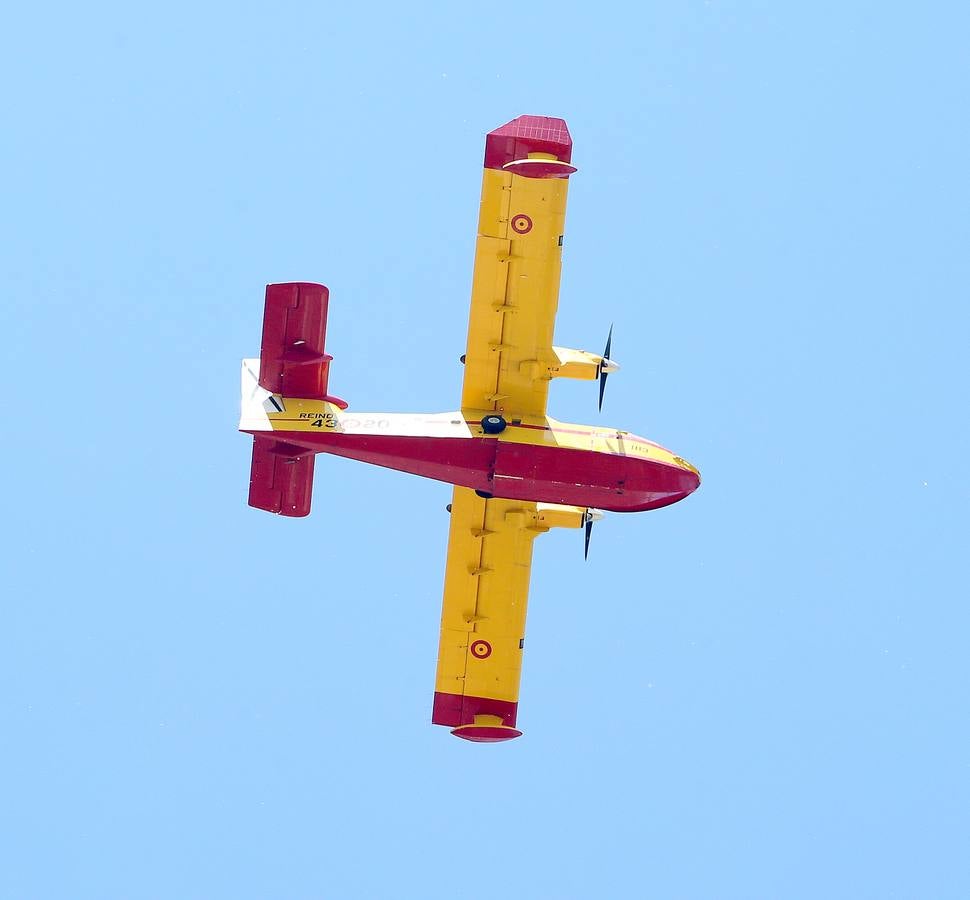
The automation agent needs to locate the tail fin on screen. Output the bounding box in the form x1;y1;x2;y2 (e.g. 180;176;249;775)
242;282;347;517
248;436;314;517
258;282;347;406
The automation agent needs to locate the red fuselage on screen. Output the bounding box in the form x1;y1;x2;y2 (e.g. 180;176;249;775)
259;423;700;513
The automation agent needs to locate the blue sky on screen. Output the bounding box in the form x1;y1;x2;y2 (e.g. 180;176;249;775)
2;2;968;898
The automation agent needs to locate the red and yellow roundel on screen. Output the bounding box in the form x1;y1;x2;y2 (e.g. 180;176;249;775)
511;214;533;234
470;639;492;659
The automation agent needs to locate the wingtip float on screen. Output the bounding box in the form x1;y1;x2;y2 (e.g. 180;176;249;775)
239;115;701;742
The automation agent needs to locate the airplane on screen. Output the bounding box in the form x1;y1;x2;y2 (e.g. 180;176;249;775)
239;115;700;743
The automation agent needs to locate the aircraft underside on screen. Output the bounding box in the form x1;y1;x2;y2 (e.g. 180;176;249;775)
246;424;699;513
240;115;702;742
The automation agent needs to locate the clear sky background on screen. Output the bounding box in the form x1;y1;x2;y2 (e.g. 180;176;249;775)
2;2;968;898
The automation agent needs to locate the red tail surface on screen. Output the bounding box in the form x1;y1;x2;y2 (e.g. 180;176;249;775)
248;438;315;517
258;282;347;405
247;282;346;516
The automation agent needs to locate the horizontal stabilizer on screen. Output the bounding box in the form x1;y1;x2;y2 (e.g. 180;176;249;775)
259;282;347;407
248;436;315;517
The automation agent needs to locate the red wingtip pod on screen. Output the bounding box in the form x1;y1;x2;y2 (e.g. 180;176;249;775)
484;115;574;176
451;724;523;743
502;157;577;179
433;694;523;742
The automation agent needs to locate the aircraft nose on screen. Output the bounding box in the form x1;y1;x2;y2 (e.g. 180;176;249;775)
675;457;702;495
621;456;700;512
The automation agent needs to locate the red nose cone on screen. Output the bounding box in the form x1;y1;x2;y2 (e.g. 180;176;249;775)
683;467;701;496
654;462;701;510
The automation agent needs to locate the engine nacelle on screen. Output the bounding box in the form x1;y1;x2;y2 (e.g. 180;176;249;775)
531;503;603;532
548;345;620;382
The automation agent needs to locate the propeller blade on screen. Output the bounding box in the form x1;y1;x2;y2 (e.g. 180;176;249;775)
583;508;603;560
598;324;613;412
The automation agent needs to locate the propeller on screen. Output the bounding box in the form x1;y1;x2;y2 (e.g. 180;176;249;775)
597;324;620;411
583;508;604;560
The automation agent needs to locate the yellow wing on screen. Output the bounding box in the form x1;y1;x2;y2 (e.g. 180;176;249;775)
432;487;538;741
460;116;576;419
432;486;587;742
